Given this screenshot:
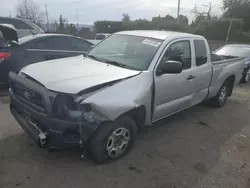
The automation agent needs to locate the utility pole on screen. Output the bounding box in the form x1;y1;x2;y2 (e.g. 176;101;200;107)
9;12;11;17
177;0;180;21
45;5;50;32
76;8;79;36
225;18;233;45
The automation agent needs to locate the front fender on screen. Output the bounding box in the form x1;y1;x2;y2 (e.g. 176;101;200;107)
82;72;153;125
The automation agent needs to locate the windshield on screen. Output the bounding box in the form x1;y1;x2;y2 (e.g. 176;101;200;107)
88;34;163;70
215;45;250;57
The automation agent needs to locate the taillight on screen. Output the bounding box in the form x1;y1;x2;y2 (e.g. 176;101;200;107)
0;52;11;64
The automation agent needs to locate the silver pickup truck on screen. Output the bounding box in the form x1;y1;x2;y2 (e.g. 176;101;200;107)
9;30;244;164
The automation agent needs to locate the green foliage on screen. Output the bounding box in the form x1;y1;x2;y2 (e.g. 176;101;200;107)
223;0;250;31
94;21;123;33
192;18;250;41
56;15;77;35
178;15;189;25
92;11;250;42
79;27;96;39
94;14;190;33
122;13;131;22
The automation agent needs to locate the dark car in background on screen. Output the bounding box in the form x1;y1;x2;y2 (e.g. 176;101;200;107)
215;44;250;83
0;24;93;86
0;16;44;38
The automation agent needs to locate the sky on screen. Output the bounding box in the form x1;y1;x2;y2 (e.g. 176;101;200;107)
1;0;222;25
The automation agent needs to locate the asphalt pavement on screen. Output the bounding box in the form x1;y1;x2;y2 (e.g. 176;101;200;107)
1;84;250;188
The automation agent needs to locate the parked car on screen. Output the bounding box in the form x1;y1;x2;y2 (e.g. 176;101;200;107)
0;17;44;38
214;44;250;83
0;24;93;86
9;30;244;164
87;39;102;45
95;33;111;40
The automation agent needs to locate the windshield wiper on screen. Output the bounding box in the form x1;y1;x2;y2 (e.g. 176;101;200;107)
87;54;102;62
103;60;126;68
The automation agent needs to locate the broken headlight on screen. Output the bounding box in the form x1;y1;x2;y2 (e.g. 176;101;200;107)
52;94;78;115
52;94;108;123
83;110;108;123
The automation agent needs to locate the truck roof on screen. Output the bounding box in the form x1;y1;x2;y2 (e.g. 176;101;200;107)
116;30;203;40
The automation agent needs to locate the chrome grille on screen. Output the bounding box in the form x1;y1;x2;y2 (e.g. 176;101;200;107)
12;83;45;112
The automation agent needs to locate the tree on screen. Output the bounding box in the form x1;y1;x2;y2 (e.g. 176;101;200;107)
192;2;215;24
223;0;250;31
152;15;175;22
178;15;189;25
122;13;131;22
16;0;44;27
56;15;67;33
65;24;77;35
79;27;95;39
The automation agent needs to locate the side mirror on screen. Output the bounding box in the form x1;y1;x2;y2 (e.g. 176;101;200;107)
156;60;182;75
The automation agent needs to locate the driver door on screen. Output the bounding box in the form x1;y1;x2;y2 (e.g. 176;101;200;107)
153;39;196;122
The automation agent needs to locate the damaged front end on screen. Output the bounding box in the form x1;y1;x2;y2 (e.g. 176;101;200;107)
9;72;111;153
9;69;153;159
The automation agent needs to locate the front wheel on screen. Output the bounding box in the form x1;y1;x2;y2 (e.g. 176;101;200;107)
211;83;229;108
88;116;137;165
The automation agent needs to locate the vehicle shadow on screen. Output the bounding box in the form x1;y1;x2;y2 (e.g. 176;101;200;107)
1;96;249;188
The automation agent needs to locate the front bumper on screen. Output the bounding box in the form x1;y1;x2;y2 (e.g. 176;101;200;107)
9;72;100;149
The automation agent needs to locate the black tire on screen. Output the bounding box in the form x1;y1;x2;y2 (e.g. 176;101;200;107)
241;68;250;84
211;82;229;108
88;116;137;165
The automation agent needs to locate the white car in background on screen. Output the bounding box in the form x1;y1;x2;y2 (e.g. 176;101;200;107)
0;17;44;38
95;33;111;40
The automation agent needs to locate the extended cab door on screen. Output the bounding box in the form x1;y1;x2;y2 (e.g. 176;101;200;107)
153;39;196;122
189;39;212;106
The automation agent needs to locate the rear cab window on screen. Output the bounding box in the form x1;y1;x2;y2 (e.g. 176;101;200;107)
194;39;208;66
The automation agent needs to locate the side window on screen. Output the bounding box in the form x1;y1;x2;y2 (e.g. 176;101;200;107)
161;41;191;70
194;40;208;66
36;37;68;50
68;38;92;51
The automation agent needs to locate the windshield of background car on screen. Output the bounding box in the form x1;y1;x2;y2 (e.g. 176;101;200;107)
88;34;163;70
216;45;250;57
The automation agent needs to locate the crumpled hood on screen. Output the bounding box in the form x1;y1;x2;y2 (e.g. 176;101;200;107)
20;55;141;94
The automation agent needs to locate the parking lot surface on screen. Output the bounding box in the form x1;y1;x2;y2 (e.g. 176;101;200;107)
1;85;250;188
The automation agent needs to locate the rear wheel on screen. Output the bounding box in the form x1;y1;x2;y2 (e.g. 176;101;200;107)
88;116;137;165
242;68;250;83
211;83;229;108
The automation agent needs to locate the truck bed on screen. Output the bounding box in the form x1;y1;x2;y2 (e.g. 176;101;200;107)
208;57;245;98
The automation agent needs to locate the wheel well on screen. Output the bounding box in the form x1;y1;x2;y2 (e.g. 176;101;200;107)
124;106;146;127
225;75;235;97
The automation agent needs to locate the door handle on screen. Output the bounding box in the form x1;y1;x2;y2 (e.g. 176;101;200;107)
187;75;195;80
